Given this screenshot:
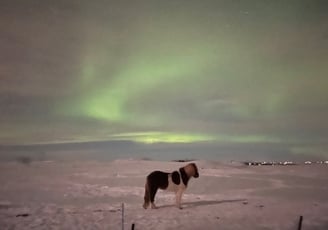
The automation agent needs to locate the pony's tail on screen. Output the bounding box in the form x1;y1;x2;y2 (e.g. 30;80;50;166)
143;178;150;209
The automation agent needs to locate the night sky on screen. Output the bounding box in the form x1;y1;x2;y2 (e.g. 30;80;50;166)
1;1;328;160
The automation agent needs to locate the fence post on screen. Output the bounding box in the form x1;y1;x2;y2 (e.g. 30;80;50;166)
298;215;303;230
121;203;124;230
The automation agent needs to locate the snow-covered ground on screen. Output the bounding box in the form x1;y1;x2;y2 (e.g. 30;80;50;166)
0;159;328;229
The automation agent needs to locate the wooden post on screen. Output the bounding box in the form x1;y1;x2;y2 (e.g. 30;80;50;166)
131;223;135;230
298;215;303;230
121;203;124;230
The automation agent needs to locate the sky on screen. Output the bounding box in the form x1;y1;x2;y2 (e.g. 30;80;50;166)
0;0;328;160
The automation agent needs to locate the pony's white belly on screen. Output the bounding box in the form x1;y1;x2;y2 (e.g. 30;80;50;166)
166;175;185;192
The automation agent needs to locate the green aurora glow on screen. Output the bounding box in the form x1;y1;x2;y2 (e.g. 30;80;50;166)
54;1;327;147
109;132;281;144
1;1;328;158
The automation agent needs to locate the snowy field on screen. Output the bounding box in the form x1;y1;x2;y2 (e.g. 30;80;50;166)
0;159;328;229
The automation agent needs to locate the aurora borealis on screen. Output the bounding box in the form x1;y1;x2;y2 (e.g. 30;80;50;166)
1;0;328;160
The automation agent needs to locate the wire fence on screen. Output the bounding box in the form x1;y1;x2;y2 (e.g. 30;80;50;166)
119;202;304;230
